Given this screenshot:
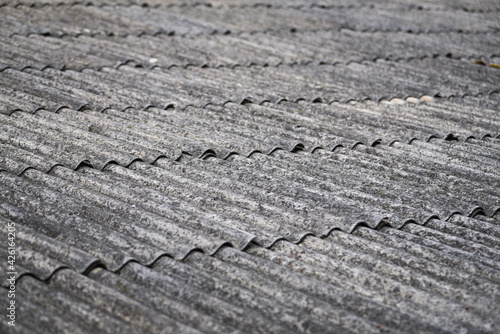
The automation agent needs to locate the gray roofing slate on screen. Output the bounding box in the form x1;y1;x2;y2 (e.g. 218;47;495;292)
1;1;500;333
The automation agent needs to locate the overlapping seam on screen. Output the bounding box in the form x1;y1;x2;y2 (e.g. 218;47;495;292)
2;1;499;13
3;87;500;120
8;25;500;40
3;203;498;287
2;52;498;74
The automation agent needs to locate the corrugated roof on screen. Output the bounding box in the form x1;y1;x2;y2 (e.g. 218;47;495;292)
1;1;499;333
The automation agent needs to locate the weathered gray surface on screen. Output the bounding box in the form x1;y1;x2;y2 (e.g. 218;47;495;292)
0;0;499;333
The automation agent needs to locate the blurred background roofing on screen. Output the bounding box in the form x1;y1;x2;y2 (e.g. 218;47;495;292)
0;1;499;333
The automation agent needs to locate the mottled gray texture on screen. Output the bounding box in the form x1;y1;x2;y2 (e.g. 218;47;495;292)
1;0;500;333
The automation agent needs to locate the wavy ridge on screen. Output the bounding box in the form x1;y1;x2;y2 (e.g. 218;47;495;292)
2;81;500;123
2;121;499;282
2;52;498;74
4;202;498;287
2;1;499;14
9;25;500;40
0;1;367;10
2;58;500;113
5;123;499;180
1;68;499;286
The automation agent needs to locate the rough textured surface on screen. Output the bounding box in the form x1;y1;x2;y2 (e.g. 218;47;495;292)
0;1;499;333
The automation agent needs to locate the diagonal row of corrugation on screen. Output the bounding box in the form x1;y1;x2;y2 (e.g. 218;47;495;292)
0;0;370;10
8;87;500;151
0;74;499;156
1;2;499;333
1;94;499;171
1;210;499;333
1;124;498;277
1;78;499;161
1;100;498;267
11;24;500;40
88;0;500;35
2;2;499;38
2;29;499;74
0;53;499;116
1;0;499;110
1;0;499;12
5;0;499;12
